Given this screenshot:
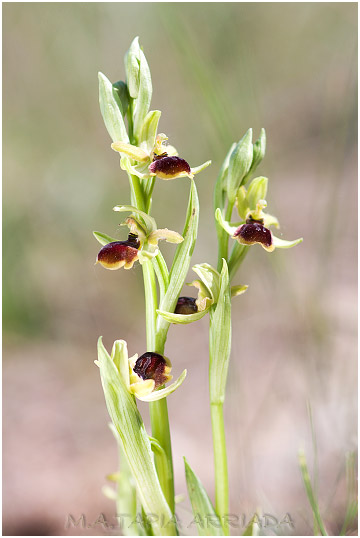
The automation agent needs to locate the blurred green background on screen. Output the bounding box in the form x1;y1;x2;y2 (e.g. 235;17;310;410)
3;2;357;536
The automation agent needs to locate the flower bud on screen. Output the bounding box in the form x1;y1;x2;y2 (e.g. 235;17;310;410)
149;156;193;180
96;234;140;270
175;297;198;315
234;218;274;252
133;352;172;389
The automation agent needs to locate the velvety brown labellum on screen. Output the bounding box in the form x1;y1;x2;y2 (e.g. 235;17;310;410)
234;221;273;249
175;297;198;315
133;352;170;389
97;240;139;270
149;156;191;179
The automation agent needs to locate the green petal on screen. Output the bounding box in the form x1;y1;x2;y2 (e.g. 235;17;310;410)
231;284;248;298
191;160;212;175
148;228;184;246
135;370;187;402
111;142;149;162
215;208;238;237
113;205;157;235
246;176;268;209
157;306;210;325
110;339;130;390
272;236;303;249
93;231;118;246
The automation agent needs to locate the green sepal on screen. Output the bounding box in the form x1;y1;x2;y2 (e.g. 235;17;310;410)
236;186;248;219
113;204;157;235
227;128;253;204
157;306;211;325
192;263;221;303
272;236;303;249
112;80;130;117
139;110;161;154
96;338;175;536
184;458;224;536
111;339;130;390
209;260;231;405
246;176;268;210
156;179;199;340
93;231;119;246
98;72;129;143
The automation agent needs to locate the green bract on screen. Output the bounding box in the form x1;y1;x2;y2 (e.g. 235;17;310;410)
98;72;129;143
96;338;176;536
226;128;253;204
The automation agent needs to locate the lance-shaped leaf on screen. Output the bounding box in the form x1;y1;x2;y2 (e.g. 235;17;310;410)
96;338;176;536
93;231;119;246
209;260;231;405
184;458;224;537
227;128;253;204
98;72;129;144
156;179;199;340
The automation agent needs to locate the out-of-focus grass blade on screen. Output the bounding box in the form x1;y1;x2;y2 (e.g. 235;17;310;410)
242;516;260;536
184;457;224;536
156;179;199;340
340;451;358;535
299;449;328;536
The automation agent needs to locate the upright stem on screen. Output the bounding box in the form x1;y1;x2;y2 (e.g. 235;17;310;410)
217;201;234;272
211;403;229;535
142;260;176;520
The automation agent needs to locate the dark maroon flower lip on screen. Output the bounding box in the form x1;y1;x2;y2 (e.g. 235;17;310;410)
234;221;274;251
96;238;139;270
174;297;198;315
148;156;193;179
133;352;172;389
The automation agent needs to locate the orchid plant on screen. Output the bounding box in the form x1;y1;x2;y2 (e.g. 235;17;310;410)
94;37;302;536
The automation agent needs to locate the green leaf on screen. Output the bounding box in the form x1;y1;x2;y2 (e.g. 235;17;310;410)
157;306;210;325
299;449;328;536
209;260;231;405
227;129;253;204
113;204;157;235
184;458;224;536
139;110;161;154
96;338;175;536
152;253;169;303
156;179;199;341
93;231;119;246
98;72;129;143
340;452;358;535
112;80;130;117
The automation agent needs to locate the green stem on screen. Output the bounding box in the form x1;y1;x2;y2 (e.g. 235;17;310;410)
142;260;176;524
211;403;229;535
